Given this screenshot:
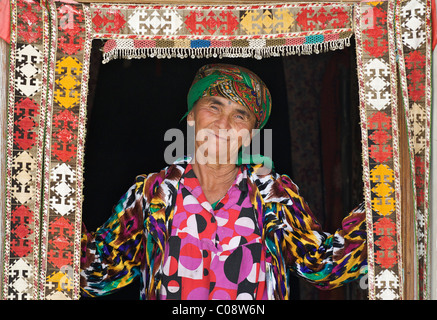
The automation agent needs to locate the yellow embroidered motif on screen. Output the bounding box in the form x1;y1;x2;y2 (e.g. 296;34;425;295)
370;163;394;183
371;196;395;216
367;1;385;6
370;164;395;216
272;8;294;33
54;56;82;109
45;270;74;293
371;182;394;198
240;9;294;35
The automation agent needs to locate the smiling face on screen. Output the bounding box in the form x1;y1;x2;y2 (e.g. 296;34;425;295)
187;96;257;165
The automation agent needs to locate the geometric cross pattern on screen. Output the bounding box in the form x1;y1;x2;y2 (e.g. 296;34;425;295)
364;58;391;111
51;109;79;163
128;9;184;35
400;0;426;50
398;0;431;300
240;9;294;34
14;44;42;97
53;56;83;109
49;163;76;216
11;151;36;205
355;0;406;301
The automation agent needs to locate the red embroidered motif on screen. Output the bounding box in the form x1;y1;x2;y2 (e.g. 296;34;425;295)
218;11;239;35
369;129;391;145
13;98;39;150
374;216;396;236
375;235;396;250
362;7;388;58
296;6;349;31
415;155;426;206
92;9;126;33
368;111;391;130
415;155;425;185
373;217;397;268
296;7;319;31
51;110;78;163
47;217;74;269
368;111;393;163
369;144;393;163
185;10;238;35
57;4;85;55
17;0;42;44
330;7;349;28
405;51;426;102
10;205;34;257
375;249;397;269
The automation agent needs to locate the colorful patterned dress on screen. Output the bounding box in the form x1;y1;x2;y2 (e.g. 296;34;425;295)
80;158;367;300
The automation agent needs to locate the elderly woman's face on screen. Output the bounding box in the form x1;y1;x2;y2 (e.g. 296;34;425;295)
187;96;257;165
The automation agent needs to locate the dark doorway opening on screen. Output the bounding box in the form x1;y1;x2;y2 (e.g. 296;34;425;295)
81;39;364;300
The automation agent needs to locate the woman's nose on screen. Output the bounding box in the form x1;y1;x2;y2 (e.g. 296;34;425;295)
215;114;232;129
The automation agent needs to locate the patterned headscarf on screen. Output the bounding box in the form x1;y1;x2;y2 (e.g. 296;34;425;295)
184;64;272;129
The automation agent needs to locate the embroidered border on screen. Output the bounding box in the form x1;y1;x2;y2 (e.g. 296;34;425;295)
1;0;433;300
396;0;432;299
93;3;354;63
37;1;91;300
2;0;46;300
355;0;403;300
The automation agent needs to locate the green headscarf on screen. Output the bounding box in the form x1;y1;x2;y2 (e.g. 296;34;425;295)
183;64;272;129
183;64;274;171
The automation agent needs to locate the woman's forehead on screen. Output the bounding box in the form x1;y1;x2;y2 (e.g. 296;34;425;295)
197;96;254;115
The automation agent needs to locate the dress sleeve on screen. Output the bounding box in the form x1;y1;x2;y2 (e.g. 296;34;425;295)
277;174;367;290
80;175;148;297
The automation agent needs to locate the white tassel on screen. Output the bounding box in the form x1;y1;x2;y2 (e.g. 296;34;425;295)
102;36;353;64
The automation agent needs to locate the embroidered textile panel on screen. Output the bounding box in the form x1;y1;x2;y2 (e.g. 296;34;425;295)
3;0;47;300
355;0;403;300
1;0;433;300
95;2;354;62
396;0;432;299
38;1;91;300
2;0;91;300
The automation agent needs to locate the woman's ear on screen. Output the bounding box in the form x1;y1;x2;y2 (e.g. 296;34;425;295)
187;110;194;123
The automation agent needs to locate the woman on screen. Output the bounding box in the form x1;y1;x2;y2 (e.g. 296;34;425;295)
80;64;367;300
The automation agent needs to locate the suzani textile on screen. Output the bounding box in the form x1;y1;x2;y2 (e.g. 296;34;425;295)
1;0;433;300
396;0;432;299
355;0;432;300
99;2;355;63
2;0;91;300
355;0;403;300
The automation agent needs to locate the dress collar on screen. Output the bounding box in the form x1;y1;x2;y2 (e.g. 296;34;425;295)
179;161;249;194
170;156;292;206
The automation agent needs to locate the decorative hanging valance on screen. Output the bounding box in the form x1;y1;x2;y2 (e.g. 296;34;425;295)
0;0;432;300
96;3;354;62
